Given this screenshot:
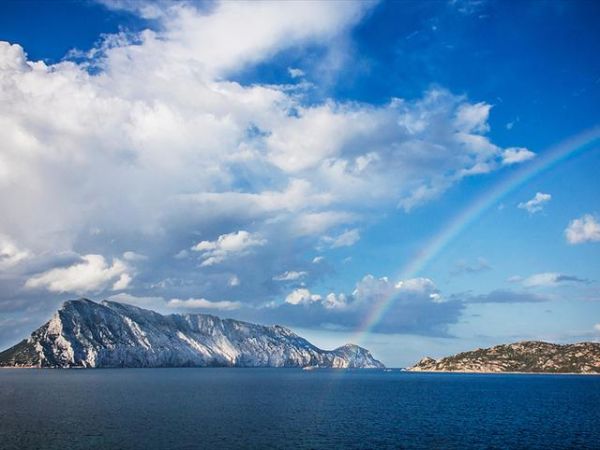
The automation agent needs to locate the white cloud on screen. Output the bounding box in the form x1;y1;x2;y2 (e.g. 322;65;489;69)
97;0;167;19
395;277;439;295
0;235;30;269
285;275;443;311
25;254;131;294
0;1;534;311
326;292;353;309
454;102;491;133
522;273;558;288
518;192;551;214
320;228;360;249
502;147;535;165
165;1;371;76
273;271;308;281
271;274;459;334
312;256;325;264
123;251;147;261
288;67;305;78
112;273;132;291
290;212;357;237
285;288;322;305
191;230;266;266
565;214;600;244
0;37;531;257
521;272;588;288
228;274;240;286
167;297;242;311
344;275;443;305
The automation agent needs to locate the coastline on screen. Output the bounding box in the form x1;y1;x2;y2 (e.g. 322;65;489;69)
0;366;384;370
2;365;599;375
406;369;600;376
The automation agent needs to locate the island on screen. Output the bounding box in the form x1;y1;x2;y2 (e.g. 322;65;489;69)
0;298;384;369
408;341;600;374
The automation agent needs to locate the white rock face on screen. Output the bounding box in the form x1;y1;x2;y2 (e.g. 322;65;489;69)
0;299;385;369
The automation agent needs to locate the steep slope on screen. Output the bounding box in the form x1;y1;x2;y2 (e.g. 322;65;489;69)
409;341;600;374
0;299;384;369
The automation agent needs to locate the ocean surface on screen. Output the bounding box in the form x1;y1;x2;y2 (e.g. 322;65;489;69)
1;369;599;449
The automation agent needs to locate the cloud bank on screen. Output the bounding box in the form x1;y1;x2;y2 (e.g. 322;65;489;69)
0;1;536;340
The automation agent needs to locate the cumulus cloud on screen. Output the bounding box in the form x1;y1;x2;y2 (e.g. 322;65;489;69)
25;254;132;294
191;231;266;266
519;272;589;288
320;228;360;249
110;274;460;336
0;235;30;270
123;251;148;261
565;214;600;244
112;273;132;290
0;1;534;320
228;275;240;286
0;32;531;257
273;271;307;282
501;147;535;165
291;212;357;237
454;102;491;133
285;288;322;305
288;67;305;78
267;275;459;335
518;192;551;214
167;297;242;311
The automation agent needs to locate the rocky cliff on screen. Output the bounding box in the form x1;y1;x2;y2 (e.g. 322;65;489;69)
0;299;384;369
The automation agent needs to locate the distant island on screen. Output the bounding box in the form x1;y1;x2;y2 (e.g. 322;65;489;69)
409;341;600;374
0;299;384;369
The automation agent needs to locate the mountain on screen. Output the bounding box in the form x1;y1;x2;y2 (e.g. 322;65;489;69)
0;299;384;369
409;341;600;374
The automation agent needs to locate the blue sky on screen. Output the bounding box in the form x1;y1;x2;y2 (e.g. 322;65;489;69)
0;0;599;366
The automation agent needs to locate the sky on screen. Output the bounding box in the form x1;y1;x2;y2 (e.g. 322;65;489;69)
0;0;599;367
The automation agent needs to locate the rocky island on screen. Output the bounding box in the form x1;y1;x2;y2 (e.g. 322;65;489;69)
0;299;384;369
409;341;600;374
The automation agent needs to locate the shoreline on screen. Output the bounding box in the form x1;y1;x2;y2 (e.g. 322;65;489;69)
2;366;599;375
406;369;600;376
0;366;385;370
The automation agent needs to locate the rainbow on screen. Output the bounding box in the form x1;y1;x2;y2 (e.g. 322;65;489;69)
354;125;600;341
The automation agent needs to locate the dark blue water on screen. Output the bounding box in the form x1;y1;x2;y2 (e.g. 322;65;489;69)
1;369;599;449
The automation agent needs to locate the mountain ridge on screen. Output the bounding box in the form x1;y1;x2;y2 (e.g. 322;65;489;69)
0;298;384;369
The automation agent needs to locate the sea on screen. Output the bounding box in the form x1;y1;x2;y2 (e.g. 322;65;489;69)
1;368;599;449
